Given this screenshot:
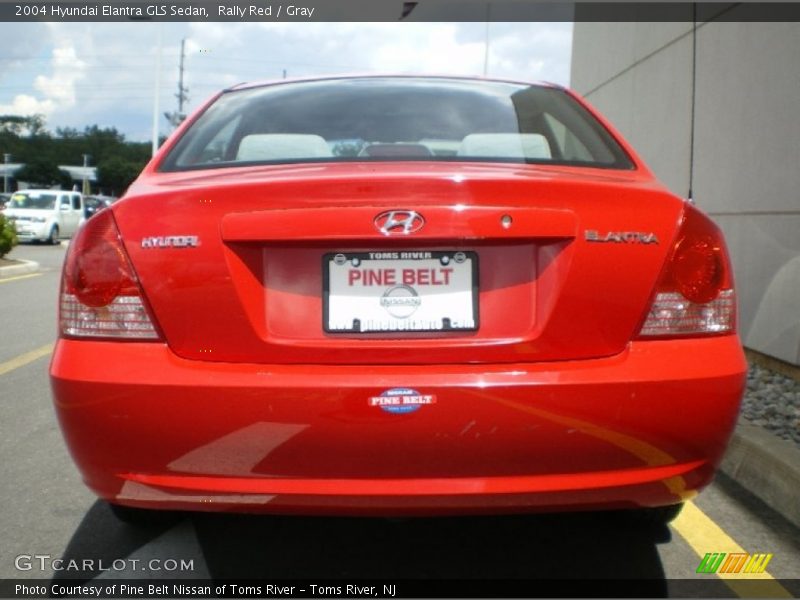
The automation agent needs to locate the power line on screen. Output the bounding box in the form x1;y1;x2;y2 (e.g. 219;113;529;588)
0;54;359;70
0;52;180;61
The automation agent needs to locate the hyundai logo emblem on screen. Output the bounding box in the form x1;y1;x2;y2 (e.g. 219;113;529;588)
374;210;425;235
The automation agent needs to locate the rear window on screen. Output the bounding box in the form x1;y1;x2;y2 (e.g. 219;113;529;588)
160;77;634;171
8;192;57;210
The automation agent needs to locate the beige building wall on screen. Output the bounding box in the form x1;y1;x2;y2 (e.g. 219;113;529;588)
571;17;800;366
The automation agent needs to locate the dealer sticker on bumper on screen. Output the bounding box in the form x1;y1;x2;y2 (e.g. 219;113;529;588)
369;388;437;414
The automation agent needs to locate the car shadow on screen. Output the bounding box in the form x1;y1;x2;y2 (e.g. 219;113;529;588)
193;510;670;580
53;501;675;596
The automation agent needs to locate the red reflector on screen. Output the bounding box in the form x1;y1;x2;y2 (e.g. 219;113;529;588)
672;237;723;304
65;211;140;308
70;240;127;307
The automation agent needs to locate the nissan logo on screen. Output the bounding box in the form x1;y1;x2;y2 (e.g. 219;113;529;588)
374;210;425;235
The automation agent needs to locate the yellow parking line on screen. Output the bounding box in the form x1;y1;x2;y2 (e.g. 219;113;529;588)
0;343;54;377
491;396;690;498
672;501;792;597
490;394;789;596
0;273;42;283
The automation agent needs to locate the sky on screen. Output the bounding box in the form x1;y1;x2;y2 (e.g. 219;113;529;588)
0;21;573;142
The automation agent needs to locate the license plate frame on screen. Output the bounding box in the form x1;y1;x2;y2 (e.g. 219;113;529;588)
323;250;479;334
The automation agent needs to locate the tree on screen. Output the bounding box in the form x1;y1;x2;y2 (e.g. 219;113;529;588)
1;115;152;194
14;159;66;187
55;126;81;139
97;156;145;196
0;214;18;259
0;114;47;136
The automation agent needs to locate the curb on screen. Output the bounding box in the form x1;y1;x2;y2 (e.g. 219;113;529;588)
0;258;40;279
719;419;800;529
745;348;800;386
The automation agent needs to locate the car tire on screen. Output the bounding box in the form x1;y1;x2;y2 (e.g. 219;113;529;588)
108;502;179;527
47;225;60;245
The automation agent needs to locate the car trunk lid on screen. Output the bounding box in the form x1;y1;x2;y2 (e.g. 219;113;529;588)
115;162;683;365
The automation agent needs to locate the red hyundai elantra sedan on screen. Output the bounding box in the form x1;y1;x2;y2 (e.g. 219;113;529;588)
49;76;745;524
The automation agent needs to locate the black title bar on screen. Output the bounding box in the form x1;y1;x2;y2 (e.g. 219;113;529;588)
3;578;800;598
2;2;800;22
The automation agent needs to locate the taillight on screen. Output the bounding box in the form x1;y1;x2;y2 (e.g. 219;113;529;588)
637;205;736;337
60;210;161;340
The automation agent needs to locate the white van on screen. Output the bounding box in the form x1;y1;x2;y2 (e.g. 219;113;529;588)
3;190;85;244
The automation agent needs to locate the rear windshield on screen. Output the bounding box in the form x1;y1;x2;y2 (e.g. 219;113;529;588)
8;192;57;210
160;78;634;171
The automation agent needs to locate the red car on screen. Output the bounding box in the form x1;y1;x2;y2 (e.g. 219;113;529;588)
50;76;745;525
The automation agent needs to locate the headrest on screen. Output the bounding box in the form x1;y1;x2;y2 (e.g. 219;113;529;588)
457;133;552;159
236;134;333;161
359;143;433;158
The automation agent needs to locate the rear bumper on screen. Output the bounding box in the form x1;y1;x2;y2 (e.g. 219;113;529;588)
14;222;49;241
50;336;746;515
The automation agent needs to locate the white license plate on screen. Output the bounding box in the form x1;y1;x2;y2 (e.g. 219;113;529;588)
324;251;478;333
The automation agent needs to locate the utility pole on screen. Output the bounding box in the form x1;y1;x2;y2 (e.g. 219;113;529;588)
177;38;188;116
3;153;9;193
82;154;91;195
165;38;189;129
483;3;491;76
151;24;163;157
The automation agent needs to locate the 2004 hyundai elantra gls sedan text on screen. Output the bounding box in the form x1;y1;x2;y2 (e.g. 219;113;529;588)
50;76;745;524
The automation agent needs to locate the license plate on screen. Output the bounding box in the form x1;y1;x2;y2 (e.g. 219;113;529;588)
324;251;478;333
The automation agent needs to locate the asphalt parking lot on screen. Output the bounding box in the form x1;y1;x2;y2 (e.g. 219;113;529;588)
1;241;799;597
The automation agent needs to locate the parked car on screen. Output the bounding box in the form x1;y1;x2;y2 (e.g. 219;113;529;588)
83;194;116;219
3;189;84;243
50;76;746;525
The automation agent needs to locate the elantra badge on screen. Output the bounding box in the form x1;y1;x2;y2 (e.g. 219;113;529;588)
374;210;425;235
585;230;659;245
